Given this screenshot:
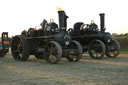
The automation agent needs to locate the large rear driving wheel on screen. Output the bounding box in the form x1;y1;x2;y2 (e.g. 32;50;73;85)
11;35;30;61
88;40;106;59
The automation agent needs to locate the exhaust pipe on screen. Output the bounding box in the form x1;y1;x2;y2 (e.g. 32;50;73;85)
99;13;105;32
58;11;68;30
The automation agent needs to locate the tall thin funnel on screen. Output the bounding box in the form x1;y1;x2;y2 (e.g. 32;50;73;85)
58;11;68;30
99;13;105;32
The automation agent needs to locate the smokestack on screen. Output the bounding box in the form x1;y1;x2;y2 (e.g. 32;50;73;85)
58;11;68;30
99;13;105;32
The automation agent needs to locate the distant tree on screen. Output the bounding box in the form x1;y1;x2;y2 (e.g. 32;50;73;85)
112;33;118;37
124;33;128;36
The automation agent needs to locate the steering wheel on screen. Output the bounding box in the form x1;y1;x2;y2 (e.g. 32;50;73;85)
68;28;73;33
80;24;89;31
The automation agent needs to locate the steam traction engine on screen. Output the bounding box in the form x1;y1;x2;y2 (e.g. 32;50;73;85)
11;10;82;64
68;13;120;59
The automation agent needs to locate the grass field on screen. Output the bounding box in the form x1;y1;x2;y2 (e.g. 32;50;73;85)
0;51;128;85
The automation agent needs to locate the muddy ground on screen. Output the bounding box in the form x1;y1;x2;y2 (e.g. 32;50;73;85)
0;52;128;85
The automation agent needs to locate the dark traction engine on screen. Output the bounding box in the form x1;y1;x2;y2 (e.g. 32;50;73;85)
68;13;120;59
11;10;83;64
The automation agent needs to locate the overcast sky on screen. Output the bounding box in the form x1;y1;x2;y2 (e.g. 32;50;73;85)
0;0;128;36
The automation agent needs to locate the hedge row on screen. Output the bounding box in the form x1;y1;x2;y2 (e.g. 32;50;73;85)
113;37;128;49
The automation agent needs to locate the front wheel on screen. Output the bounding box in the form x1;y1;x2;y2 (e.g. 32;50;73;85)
45;41;62;64
66;41;83;62
88;40;106;59
106;39;120;58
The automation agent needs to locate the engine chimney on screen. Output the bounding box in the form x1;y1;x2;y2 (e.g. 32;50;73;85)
99;13;105;32
58;11;68;31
